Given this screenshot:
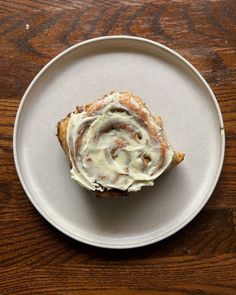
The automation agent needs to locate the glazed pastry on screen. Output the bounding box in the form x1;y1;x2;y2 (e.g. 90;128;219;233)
57;91;184;197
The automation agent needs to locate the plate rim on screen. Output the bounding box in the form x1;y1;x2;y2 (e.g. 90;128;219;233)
13;35;225;249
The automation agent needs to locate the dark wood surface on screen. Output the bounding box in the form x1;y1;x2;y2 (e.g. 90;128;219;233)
0;0;236;294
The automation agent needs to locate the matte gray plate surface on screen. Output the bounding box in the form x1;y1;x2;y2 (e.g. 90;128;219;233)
14;36;225;248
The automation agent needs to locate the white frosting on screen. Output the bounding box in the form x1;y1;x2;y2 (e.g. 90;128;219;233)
66;92;174;192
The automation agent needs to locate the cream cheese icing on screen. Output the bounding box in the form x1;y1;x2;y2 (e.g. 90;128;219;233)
66;92;174;192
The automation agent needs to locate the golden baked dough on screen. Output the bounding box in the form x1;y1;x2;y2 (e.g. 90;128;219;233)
57;91;184;197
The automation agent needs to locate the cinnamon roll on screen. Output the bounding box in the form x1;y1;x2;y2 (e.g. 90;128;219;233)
57;92;184;197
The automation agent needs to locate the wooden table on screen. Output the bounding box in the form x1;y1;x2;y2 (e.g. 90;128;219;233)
1;1;236;294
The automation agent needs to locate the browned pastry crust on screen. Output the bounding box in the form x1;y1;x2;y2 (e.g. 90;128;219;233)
57;92;184;197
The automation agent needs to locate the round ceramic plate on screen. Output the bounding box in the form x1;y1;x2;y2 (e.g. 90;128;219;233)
14;36;225;249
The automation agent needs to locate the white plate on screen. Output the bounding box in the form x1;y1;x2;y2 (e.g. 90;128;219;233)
14;36;225;249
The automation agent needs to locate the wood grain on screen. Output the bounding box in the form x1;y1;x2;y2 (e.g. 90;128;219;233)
0;0;236;294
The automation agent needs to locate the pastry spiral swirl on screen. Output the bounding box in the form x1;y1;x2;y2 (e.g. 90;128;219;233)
61;92;183;193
